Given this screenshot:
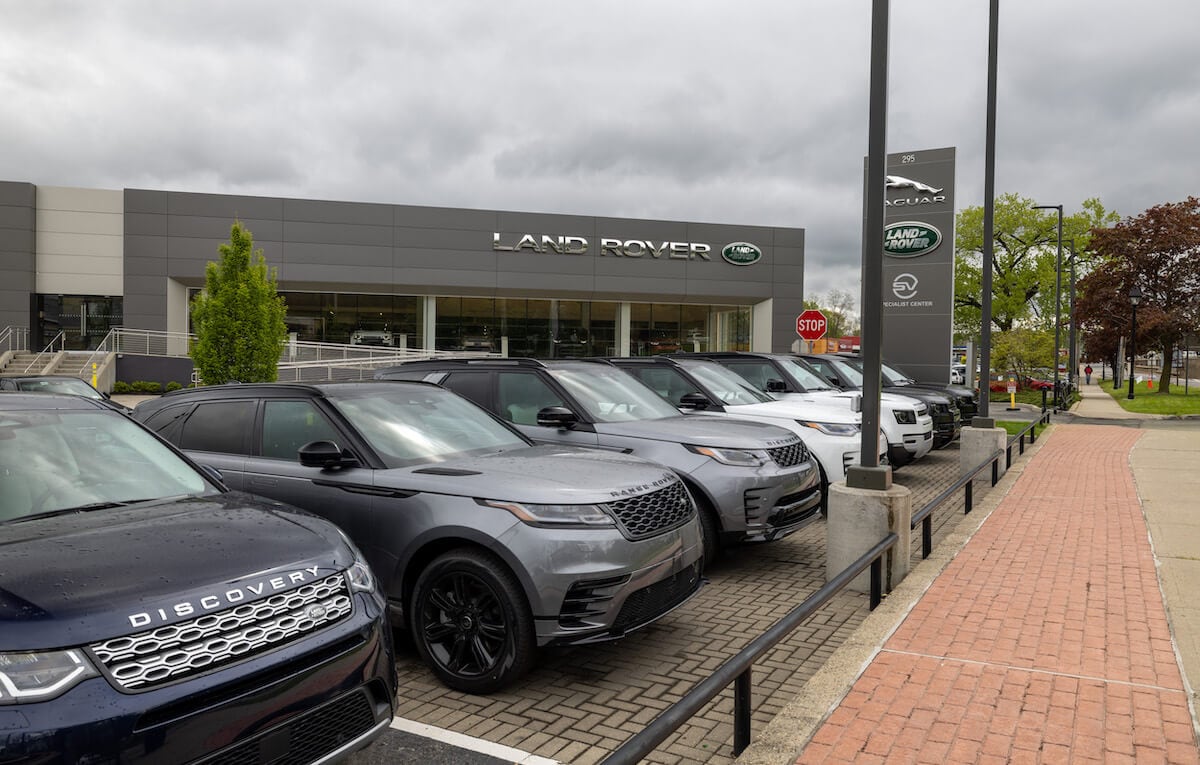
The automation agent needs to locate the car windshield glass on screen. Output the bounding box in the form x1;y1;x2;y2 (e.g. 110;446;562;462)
879;363;913;385
329;385;529;467
0;410;212;523
548;365;682;422
15;378;101;399
778;357;838;391
681;362;774;405
826;358;865;386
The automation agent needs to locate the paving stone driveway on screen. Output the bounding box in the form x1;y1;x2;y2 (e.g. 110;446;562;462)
377;440;1016;765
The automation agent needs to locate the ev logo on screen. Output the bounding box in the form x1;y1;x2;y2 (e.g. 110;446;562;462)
892;273;919;300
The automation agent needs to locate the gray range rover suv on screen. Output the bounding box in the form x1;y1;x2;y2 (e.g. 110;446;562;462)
374;358;822;564
133;381;704;694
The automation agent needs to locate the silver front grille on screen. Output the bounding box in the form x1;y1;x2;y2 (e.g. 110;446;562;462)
607;480;695;541
767;441;809;467
90;574;352;691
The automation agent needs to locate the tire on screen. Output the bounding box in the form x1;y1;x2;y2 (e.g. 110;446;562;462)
695;496;721;568
410;548;535;694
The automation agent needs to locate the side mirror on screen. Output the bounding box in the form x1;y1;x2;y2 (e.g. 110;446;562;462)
678;392;710;410
298;440;356;469
199;464;225;486
765;379;788;393
536;406;578;429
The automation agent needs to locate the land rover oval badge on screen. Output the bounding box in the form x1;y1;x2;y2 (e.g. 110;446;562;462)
722;242;762;266
883;221;942;258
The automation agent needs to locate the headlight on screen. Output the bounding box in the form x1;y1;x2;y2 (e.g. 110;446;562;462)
893;409;917;425
684;444;767;467
345;558;376;593
480;499;616;528
796;421;861;437
0;650;98;704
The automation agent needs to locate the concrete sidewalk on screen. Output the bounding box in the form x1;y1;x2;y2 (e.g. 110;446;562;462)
739;379;1200;764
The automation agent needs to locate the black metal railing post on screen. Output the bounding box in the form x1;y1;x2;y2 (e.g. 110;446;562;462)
965;480;973;513
734;670;752;755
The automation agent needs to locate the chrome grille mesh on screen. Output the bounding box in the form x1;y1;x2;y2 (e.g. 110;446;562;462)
767;441;808;467
607;481;695;540
90;574;351;691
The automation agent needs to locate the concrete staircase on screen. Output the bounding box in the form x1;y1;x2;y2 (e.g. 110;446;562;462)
0;351;53;376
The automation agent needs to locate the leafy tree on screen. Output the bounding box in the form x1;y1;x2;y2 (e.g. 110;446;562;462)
990;329;1054;379
804;288;859;338
1076;197;1200;393
954;194;1118;339
190;221;288;384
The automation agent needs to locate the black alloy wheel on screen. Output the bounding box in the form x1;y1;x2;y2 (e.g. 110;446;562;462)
411;548;535;694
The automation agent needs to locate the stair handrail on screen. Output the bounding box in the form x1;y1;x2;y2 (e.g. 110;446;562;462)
21;331;66;373
0;326;29;353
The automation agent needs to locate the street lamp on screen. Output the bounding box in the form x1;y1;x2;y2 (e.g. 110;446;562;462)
1033;203;1064;410
1061;239;1077;388
1128;284;1142;399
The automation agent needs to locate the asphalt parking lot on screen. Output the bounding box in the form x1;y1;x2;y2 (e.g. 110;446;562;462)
351;440;1003;765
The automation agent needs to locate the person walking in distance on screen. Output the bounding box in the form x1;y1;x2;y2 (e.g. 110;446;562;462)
1084;364;1093;384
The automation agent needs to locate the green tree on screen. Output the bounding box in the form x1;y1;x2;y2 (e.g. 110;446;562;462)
1076;197;1200;393
190;221;288;384
990;328;1054;378
804;288;859;338
953;194;1118;339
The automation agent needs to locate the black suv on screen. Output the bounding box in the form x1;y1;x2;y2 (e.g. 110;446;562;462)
812;353;979;424
0;393;395;763
133;381;705;693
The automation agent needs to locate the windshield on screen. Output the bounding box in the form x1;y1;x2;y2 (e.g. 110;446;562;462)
680;362;774;406
778;357;839;391
879;362;913;385
548;364;682;422
15;378;102;399
0;410;213;523
329;385;529;467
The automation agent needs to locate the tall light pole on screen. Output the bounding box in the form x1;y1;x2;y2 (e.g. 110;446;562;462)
976;0;999;425
1062;238;1077;388
1033;203;1064;410
1128;284;1142;399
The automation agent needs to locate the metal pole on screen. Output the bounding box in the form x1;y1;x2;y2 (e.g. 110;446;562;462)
976;0;999;425
1033;204;1063;410
847;0;891;490
1128;301;1138;399
1068;245;1077;388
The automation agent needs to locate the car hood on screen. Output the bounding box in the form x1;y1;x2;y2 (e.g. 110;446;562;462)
0;493;352;649
792;390;926;412
375;445;681;504
593;415;802;450
720;399;860;423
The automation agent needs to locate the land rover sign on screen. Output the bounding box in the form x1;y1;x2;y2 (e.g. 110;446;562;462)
883;221;942;258
721;242;763;266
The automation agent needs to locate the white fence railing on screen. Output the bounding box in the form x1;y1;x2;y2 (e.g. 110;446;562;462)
0;326;29;354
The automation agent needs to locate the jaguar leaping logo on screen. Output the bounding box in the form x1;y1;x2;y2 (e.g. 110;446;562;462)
886;175;943;195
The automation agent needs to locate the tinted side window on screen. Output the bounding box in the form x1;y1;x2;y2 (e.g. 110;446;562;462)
439;371;492;411
804;358;838;385
721;361;776;392
178;401;256;455
495;372;564;425
260;400;340;460
141;404;191;443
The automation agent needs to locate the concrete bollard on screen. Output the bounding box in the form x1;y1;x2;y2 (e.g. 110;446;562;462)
961;423;1006;483
826;481;912;594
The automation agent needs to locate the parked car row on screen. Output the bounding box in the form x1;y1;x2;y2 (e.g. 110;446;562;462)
0;352;979;761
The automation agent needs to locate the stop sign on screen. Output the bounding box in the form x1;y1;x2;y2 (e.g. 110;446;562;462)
796;309;828;341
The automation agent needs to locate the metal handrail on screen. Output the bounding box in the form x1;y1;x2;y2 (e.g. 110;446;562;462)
0;326;29;353
600;533;898;765
20;331;65;373
1006;410;1052;469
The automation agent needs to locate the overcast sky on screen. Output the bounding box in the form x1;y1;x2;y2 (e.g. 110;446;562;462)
3;1;1197;308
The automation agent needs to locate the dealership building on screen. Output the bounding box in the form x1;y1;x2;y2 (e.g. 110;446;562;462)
0;181;809;362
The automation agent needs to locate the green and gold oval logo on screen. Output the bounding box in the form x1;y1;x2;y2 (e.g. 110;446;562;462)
883;221;942;258
721;242;762;266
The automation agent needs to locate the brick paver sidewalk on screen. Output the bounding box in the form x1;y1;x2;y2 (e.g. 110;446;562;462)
795;424;1200;764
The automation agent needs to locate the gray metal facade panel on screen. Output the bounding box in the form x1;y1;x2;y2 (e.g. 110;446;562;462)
685;261;774;285
124;275;168;297
593;274;687;298
166;192;283;220
773;227;805;249
392;205;497;231
281;241;392;267
769;264;806;292
686;279;773;299
282;221;393;247
594;217;690;241
124;235;169;259
495;272;596;294
772;296;809;352
125;212;168;236
0;182;35;207
394;226;499;251
593;253;691;279
124;255;168;277
125;189;168;214
495;251;594;276
496;211;597;235
275;264;393;285
0;227;34;251
393;247;497;272
0;205;35;230
391;267;499;291
168;215;284;242
283;198;393;226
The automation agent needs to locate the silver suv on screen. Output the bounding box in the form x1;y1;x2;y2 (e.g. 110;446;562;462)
132;381;704;694
374;358;822;563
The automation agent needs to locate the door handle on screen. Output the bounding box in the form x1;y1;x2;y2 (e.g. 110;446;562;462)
249;477;279;487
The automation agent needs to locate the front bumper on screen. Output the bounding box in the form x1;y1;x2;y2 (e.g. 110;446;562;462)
522;518;706;647
0;593;395;764
691;454;819;540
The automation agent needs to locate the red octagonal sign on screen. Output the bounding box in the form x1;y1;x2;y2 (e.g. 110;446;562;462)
796;309;828;341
